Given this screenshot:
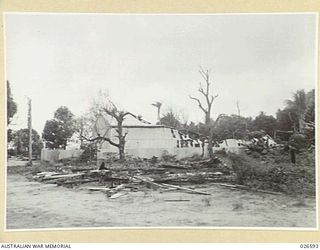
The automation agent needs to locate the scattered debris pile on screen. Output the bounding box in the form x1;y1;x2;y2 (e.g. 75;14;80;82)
244;135;280;157
27;143;315;198
31;154;235;198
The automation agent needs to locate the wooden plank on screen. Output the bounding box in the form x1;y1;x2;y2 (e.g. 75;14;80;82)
161;164;189;169
61;179;99;185
132;176;165;189
160;187;178;192
71;167;95;172
255;189;282;195
110;184;126;191
87;187;110;191
87;184;125;192
219;183;237;188
36;172;59;176
164;199;190;202
90;170;111;173
43;173;84;180
161;183;210;195
109;192;127;199
219;183;248;189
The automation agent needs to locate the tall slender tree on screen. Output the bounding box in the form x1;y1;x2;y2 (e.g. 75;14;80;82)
286;89;307;132
189;67;218;158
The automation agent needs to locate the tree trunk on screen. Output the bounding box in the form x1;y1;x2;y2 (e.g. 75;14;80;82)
207;136;214;159
207;125;214;159
290;148;296;164
298;114;305;133
201;140;204;157
189;67;218;160
205;112;210;125
157;108;160;123
117;119;126;160
119;144;125;160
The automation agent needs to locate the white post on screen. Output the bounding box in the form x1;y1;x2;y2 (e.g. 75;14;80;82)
28;98;32;166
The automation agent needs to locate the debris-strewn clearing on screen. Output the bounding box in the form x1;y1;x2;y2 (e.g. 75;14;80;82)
6;149;317;229
8;147;316;199
14;154;236;198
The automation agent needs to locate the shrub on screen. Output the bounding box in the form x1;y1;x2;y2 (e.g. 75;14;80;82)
227;150;315;195
79;144;97;163
7;148;16;157
289;133;308;152
228;153;255;184
161;150;176;162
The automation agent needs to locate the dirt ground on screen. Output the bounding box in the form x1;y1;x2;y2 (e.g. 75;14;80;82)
6;160;317;229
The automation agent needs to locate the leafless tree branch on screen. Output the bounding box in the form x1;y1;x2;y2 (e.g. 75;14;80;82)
189;95;207;113
81;135;119;148
123;131;128;140
210;94;218;105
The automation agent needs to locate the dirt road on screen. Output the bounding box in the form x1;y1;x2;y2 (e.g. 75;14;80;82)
6;173;317;229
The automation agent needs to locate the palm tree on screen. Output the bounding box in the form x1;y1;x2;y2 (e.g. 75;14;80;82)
286;89;307;132
152;101;162;123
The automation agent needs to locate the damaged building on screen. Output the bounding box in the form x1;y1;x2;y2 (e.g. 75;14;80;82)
97;123;209;161
97;115;247;162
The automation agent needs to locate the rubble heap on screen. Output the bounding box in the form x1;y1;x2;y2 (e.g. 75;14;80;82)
31;154;235;198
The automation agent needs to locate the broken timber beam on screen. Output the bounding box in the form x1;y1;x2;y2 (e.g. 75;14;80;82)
87;187;111;192
164;199;190;202
161;164;189;169
161;183;210;195
109;192;127;199
42;173;84;181
132;176;165;189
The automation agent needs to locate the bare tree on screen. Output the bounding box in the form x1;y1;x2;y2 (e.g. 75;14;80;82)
75;114;96;149
82;102;129;160
81;94;149;160
189;67;218;159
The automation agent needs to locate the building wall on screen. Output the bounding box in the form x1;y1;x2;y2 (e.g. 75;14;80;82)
214;139;248;154
97;126;207;160
41;149;60;162
41;149;84;162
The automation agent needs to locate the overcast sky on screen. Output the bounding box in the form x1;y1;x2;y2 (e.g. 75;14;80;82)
5;13;317;133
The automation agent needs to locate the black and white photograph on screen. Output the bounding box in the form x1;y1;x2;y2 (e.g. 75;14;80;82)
4;13;318;230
